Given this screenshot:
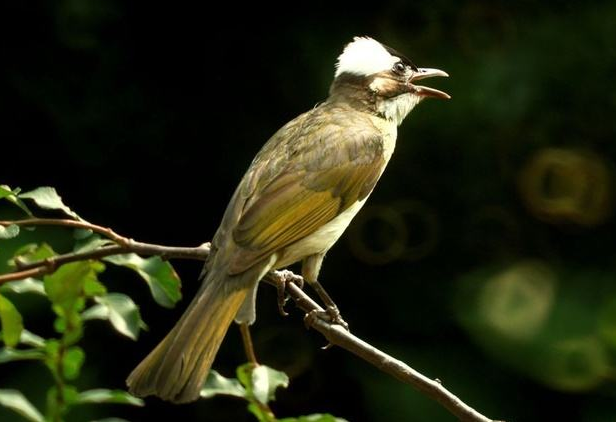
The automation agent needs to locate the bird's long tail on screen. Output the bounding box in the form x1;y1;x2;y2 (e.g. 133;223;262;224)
126;270;250;403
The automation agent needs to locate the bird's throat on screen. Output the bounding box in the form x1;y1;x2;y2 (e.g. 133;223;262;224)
376;93;420;126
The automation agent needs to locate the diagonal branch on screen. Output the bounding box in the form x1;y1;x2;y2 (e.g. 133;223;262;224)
0;218;500;422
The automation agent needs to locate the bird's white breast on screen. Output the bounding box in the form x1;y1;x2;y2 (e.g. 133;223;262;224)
276;197;368;269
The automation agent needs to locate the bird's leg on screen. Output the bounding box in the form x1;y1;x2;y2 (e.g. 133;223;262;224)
239;323;258;365
302;254;349;331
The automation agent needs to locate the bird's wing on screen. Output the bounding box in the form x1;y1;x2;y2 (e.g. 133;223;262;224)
227;107;386;274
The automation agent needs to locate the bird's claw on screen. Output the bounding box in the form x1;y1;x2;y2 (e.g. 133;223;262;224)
304;306;349;350
303;306;349;331
273;270;306;317
279;269;304;289
324;305;349;331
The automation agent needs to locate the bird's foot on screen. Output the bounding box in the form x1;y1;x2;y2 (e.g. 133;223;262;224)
273;270;305;317
304;305;349;330
304;306;349;350
306;279;348;329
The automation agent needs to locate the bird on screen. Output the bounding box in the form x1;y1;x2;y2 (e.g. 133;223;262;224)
126;36;449;403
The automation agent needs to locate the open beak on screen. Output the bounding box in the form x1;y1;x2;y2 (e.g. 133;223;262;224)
409;68;450;99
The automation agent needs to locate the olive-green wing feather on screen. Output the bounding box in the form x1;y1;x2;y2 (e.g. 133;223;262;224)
227;106;385;274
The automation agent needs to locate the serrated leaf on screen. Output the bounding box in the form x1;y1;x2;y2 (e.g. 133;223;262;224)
104;254;181;308
83;294;146;340
76;389;143;406
0;185;32;216
20;330;45;348
0;389;44;422
0;224;19;239
0;348;45;364
252;365;289;405
279;415;349;422
19;187;79;219
1;278;46;296
63;346;85;380
200;370;247;399
0;294;23;347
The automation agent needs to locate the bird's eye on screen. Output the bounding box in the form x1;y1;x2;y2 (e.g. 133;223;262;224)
393;62;405;74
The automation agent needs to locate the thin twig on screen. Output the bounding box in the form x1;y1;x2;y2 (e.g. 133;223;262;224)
15;245;128;271
0;218;127;244
0;218;211;284
0;218;499;422
0;267;50;283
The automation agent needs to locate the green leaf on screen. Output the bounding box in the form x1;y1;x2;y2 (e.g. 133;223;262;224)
82;294;147;340
247;402;272;422
76;389;143;406
251;365;289;405
43;262;97;343
81;304;108;320
63;346;85;380
0;293;23;347
46;385;79;417
104;254;181;308
44;340;61;378
73;234;115;253
84;277;107;297
0;185;32;216
19;187;79;219
0;185;14;200
200;370;247;399
0;389;44;422
73;228;94;240
0;224;19;239
0;348;45;364
44;261;102;310
20;330;45;348
1;278;46;296
279;415;349;422
237;363;255;394
10;243;56;268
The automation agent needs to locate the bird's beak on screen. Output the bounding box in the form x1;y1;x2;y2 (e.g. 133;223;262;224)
409;68;450;99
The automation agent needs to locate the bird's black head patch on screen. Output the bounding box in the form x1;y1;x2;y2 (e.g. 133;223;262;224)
381;44;418;71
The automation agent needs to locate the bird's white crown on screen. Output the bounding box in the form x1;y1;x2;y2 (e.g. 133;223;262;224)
335;37;399;78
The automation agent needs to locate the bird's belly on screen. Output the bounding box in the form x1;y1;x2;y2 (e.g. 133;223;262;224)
274;198;368;269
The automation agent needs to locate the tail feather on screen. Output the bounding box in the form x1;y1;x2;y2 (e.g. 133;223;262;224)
127;271;249;403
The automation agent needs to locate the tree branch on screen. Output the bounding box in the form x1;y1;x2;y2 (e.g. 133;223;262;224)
0;218;500;422
0;219;211;284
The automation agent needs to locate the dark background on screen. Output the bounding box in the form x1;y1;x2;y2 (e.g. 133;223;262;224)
2;1;616;421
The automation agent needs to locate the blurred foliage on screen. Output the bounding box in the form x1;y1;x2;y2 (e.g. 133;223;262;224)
201;364;346;422
2;0;616;421
0;188;347;421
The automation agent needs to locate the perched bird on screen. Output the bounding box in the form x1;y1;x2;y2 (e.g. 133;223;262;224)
127;36;449;403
